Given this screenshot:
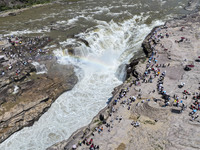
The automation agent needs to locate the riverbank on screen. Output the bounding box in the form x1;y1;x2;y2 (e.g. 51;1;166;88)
48;12;200;150
0;2;53;17
0;36;78;143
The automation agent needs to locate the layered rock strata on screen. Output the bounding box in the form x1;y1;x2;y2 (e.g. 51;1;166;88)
0;37;78;143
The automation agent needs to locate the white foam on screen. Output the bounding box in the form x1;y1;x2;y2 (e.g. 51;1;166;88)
31;62;48;74
4;28;50;37
151;0;167;6
27;13;60;24
67;16;80;25
0;15;164;150
12;85;19;94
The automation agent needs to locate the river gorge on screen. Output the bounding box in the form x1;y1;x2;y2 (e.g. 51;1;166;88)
0;0;194;149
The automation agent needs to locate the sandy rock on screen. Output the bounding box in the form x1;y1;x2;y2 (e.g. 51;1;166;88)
48;12;200;150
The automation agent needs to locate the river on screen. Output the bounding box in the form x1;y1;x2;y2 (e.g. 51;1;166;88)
0;0;191;149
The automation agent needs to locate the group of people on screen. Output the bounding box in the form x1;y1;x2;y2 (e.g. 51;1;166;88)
189;93;200;121
79;138;99;150
147;26;190;110
149;26;200;120
71;25;200;150
74;25;171;149
0;35;51;78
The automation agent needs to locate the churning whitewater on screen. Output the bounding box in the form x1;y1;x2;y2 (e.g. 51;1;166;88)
0;17;162;150
0;0;189;149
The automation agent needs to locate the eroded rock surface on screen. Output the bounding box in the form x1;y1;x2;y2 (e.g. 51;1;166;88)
0;37;78;143
48;13;200;150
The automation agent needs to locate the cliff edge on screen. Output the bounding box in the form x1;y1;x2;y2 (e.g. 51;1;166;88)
48;12;200;150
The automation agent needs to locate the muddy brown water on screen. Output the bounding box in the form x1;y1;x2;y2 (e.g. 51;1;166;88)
0;0;194;150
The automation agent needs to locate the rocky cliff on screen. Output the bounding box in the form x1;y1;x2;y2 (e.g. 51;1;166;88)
0;37;78;143
47;12;200;150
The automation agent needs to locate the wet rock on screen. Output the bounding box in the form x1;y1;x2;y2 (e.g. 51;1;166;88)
67;47;75;56
77;38;90;47
8;13;16;16
142;26;159;57
99;114;104;121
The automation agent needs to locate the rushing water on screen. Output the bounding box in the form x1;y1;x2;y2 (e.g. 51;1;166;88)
0;0;191;149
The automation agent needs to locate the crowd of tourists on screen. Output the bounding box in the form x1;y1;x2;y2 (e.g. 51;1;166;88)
0;35;51;78
68;26;199;149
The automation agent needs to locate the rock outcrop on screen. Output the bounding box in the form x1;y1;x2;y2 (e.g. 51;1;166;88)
0;37;78;143
48;12;200;150
0;61;78;143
